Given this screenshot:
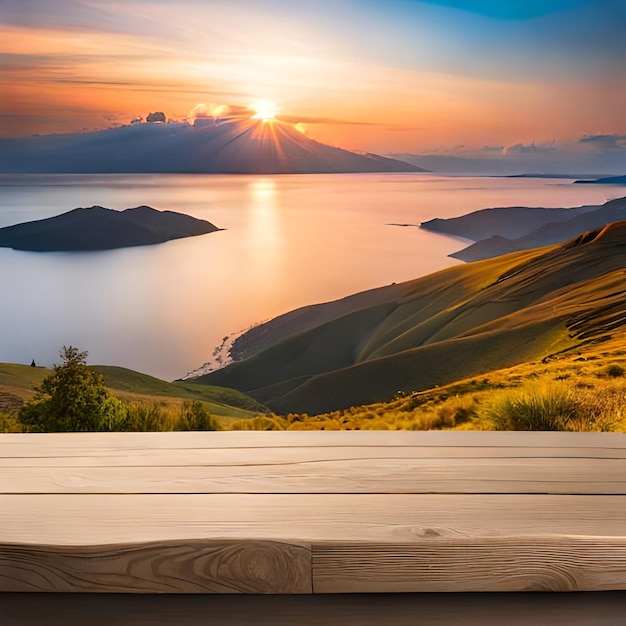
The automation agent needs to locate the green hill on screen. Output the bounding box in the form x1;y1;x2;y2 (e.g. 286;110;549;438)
0;362;267;421
196;221;626;415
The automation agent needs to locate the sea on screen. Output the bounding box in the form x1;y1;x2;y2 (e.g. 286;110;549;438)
1;173;624;380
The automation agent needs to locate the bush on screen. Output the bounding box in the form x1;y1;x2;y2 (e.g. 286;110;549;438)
18;346;127;432
0;412;22;433
606;364;625;378
175;401;217;431
122;402;168;431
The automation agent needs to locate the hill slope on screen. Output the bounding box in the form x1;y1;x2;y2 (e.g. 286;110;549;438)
421;197;626;262
196;221;626;414
0;119;424;174
0;205;220;251
0;363;267;420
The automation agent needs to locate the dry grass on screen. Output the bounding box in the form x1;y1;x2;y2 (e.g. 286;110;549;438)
3;336;626;433
227;345;626;432
474;382;625;432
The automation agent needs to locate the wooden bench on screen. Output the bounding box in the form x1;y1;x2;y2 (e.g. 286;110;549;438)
2;431;626;623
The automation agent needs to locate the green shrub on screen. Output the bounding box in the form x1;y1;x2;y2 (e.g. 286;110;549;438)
122;402;168;431
18;346;127;432
0;412;22;433
176;401;217;431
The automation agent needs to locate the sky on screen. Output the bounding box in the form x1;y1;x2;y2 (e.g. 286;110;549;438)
1;0;626;160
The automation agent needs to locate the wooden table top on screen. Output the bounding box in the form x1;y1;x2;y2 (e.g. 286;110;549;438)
2;431;626;593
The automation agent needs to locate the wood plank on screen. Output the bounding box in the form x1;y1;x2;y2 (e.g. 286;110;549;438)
4;444;626;467
313;538;626;593
3;457;626;494
0;540;311;593
3;432;626;594
3;430;626;456
2;494;626;545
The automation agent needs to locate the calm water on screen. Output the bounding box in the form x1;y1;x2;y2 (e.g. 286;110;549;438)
1;173;624;380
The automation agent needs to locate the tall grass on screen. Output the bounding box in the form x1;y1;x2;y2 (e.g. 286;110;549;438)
475;382;625;431
224;381;626;432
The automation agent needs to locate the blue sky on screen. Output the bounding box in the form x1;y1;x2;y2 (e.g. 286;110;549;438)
1;0;625;166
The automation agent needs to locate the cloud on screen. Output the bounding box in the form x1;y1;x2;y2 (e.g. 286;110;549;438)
416;134;626;161
578;134;626;150
503;142;537;154
502;141;557;155
277;114;379;126
186;102;255;125
185;105;385;128
390;130;626;176
476;145;504;153
398;144;508;158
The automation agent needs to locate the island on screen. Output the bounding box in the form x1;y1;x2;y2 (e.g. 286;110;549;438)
0;205;221;251
575;174;626;185
420;197;626;262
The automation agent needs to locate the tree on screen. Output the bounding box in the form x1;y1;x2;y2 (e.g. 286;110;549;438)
19;346;126;432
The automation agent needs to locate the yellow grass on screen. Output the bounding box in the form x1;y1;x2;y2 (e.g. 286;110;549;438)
230;340;626;431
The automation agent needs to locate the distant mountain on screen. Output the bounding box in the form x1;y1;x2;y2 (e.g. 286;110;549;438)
390;151;626;177
576;175;626;185
193;221;626;414
0;205;220;251
0;119;425;174
506;173;596;179
421;197;626;261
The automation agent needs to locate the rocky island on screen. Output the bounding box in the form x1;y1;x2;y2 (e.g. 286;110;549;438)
0;205;221;251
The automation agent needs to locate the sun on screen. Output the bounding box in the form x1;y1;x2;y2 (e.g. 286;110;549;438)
251;100;278;121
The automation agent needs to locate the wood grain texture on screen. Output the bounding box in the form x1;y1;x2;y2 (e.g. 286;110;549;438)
313;538;626;593
0;540;311;593
2;431;626;594
7;444;626;468
3;494;626;544
3;457;626;494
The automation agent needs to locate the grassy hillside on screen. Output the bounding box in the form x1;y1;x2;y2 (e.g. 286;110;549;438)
197;221;626;415
225;331;626;431
0;362;267;423
5;221;626;432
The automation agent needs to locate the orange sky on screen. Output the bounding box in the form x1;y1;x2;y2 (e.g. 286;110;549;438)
2;1;626;156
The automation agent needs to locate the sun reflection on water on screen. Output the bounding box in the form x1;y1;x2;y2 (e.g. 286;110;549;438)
245;177;284;283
